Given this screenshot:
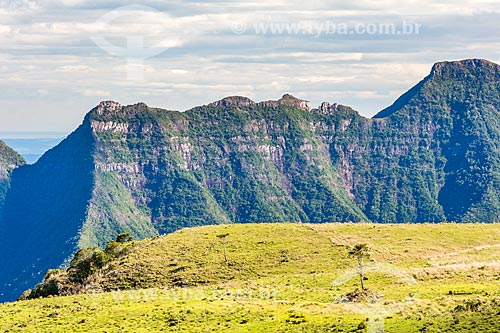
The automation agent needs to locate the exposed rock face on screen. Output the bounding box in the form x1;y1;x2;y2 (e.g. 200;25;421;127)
1;59;500;302
316;102;342;115
95;100;122;115
0;141;24;172
258;94;312;111
278;94;312;110
91;121;129;133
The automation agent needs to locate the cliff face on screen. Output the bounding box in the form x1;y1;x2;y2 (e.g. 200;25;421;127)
87;98;366;232
1;59;500;301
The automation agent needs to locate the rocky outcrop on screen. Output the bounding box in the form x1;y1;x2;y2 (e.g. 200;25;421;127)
95;101;122;115
91;121;129;133
210;94;312;111
258;94;312;111
210;96;256;108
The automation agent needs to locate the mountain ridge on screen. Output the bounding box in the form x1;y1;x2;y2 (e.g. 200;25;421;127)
1;58;500;302
374;58;499;118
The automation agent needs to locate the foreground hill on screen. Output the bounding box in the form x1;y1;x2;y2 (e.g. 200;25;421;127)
3;223;500;332
2;59;500;301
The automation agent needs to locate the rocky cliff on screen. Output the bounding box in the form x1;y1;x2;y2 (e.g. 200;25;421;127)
1;59;500;301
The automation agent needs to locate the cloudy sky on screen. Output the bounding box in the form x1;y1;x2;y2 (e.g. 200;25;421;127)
0;0;499;131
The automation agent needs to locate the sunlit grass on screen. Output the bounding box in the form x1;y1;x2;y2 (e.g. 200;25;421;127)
2;223;500;332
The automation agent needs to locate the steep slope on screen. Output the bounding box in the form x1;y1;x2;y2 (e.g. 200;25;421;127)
0;124;97;301
0;116;157;302
0;141;24;216
372;59;500;222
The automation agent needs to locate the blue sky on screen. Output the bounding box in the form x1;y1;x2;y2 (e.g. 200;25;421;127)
0;0;499;132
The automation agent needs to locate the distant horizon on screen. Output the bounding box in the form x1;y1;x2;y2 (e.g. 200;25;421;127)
0;135;65;164
0;131;69;139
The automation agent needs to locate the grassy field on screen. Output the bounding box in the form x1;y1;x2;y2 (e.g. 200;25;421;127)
1;223;500;332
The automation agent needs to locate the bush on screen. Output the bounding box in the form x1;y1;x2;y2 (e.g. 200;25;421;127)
26;269;70;299
105;233;134;257
68;248;112;283
116;233;132;243
20;234;136;300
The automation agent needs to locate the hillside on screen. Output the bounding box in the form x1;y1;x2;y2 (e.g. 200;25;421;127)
0;140;25;218
1;59;500;302
0;140;25;168
372;59;500;222
3;223;500;332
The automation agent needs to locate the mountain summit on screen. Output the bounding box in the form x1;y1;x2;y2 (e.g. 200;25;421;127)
1;59;500;301
430;58;500;78
210;94;312;111
374;58;500;118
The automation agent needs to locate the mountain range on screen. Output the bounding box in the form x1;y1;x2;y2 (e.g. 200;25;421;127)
0;58;499;301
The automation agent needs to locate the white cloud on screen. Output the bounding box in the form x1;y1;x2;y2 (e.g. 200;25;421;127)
171;69;189;75
81;89;111;97
57;65;94;72
0;24;10;33
0;1;499;131
297;76;354;84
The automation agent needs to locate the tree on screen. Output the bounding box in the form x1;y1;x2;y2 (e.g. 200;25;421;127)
216;233;230;262
348;243;370;290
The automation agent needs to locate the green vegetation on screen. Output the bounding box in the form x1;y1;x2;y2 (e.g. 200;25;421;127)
216;233;230;262
2;59;500;302
0;140;25;168
24;234;135;299
0;140;25;216
369;59;500;223
348;244;370;290
3;223;500;332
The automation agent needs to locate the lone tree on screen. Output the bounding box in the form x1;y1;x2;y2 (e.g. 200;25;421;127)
216;233;230;262
348;243;370;290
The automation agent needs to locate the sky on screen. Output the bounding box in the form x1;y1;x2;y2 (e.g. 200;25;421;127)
0;0;499;132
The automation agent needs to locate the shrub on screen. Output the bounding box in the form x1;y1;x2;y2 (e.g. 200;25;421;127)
68;247;112;283
116;233;133;243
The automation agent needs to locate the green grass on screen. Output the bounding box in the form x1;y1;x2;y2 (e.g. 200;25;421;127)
2;223;500;332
